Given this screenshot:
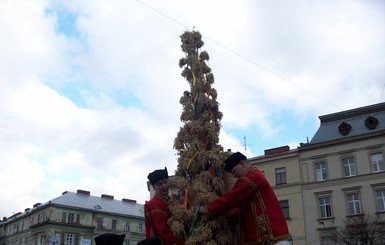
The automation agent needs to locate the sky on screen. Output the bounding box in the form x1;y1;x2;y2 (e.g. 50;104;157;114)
1;0;385;217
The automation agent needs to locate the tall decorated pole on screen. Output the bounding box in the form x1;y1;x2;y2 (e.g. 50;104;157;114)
168;31;234;244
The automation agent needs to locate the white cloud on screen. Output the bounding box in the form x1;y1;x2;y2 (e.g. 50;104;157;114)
1;0;384;217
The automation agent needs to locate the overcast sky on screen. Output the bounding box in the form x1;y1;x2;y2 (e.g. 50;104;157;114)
1;0;385;217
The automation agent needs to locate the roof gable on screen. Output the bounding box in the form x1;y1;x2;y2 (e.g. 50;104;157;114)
310;102;385;144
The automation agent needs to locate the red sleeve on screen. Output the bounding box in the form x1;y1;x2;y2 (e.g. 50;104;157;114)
144;203;153;239
206;175;260;217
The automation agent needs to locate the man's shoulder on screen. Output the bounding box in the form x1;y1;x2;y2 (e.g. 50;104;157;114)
248;167;264;176
240;167;267;184
145;196;157;206
145;194;167;207
144;197;158;213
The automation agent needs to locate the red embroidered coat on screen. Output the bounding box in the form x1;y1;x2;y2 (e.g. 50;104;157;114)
205;167;290;245
144;193;184;245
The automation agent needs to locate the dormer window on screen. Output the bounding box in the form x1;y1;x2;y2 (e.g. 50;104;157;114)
338;122;352;136
365;116;378;130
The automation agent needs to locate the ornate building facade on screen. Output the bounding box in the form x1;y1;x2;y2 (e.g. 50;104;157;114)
248;102;385;244
0;190;144;245
299;102;385;244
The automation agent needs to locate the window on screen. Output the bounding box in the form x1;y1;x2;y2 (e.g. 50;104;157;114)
319;196;332;218
138;223;144;233
342;157;356;177
279;200;290;219
376;189;385;212
321;236;336;245
347;193;361;215
64;234;75;245
37;212;46;223
68;213;75;224
97;217;104;229
112;220;117;230
371;153;385;173
124;221;130;231
275;168;287;185
68;213;80;224
315;162;328;181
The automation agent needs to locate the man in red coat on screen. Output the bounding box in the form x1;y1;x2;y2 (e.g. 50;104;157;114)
199;152;291;245
144;167;184;245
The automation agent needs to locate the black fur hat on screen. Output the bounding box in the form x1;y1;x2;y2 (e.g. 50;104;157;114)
224;152;247;172
147;167;168;186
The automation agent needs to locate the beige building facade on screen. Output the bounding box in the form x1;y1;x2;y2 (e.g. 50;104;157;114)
244;103;385;244
299;102;385;244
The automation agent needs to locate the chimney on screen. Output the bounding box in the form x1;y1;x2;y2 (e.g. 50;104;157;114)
77;189;91;195
264;145;290;156
101;194;114;200
33;203;41;208
122;198;137;204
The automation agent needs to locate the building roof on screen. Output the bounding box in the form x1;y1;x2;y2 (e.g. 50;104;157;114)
310;102;385;144
49;191;144;218
1;190;144;224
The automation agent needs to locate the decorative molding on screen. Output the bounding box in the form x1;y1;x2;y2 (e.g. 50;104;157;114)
338;122;352;136
365;116;379;130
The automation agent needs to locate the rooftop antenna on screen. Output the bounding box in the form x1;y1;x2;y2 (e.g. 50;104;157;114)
244;136;247;157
